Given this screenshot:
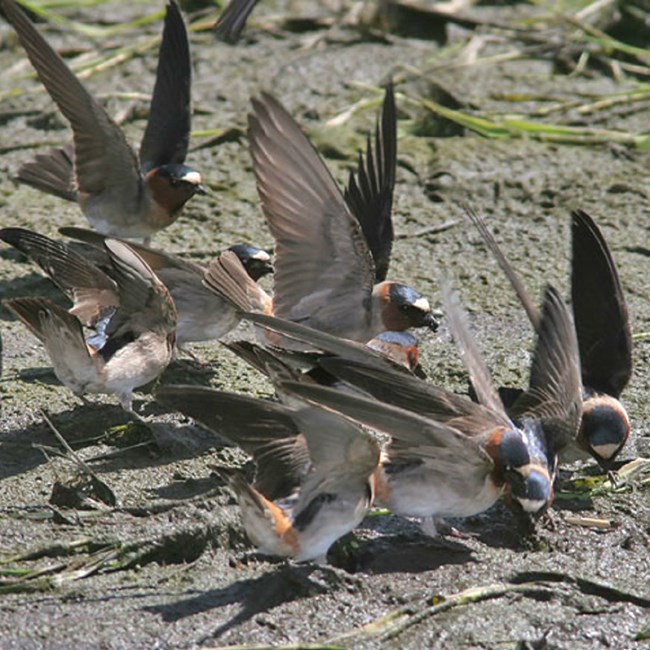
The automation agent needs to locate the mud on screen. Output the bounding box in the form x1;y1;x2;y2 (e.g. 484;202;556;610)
0;1;649;648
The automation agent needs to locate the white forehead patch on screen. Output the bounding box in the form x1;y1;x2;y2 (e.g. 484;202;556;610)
253;250;271;261
591;442;621;460
413;297;430;312
516;497;546;513
181;170;202;185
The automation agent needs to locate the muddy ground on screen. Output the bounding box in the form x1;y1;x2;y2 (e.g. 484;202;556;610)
0;0;649;648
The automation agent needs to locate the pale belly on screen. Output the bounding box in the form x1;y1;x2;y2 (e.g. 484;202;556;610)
378;466;502;519
103;333;172;395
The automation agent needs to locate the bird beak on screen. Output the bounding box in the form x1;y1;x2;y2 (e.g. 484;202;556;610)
422;311;439;332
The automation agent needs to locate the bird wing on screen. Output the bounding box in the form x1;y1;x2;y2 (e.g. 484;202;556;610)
60;226;204;275
318;356;507;434
282;381;493;473
203;250;271;313
248;93;376;338
344;83;396;282
242;311;413;374
571;209;632;397
103;239;176;339
156;385;312;500
511;285;583;455
4;297;98;389
292;405;380;478
139;1;192;171
0;227;118;327
213;0;259;43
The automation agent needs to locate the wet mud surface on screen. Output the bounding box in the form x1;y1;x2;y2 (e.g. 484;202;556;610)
0;1;649;648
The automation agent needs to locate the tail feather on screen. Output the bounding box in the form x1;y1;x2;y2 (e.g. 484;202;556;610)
15;146;77;202
212;465;297;556
4;297;97;392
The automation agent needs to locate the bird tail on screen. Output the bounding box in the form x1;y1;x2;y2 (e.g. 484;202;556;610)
15;146;77;202
4;297;96;389
212;464;298;556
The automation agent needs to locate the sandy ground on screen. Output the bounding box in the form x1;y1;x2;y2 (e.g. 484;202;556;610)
0;1;649;648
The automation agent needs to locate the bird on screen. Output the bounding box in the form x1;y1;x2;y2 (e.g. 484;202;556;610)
466;207;632;469
1;0;205;243
277;280;583;532
156;386;380;563
203;84;439;345
56;226;273;349
213;0;259;44
3;238;176;411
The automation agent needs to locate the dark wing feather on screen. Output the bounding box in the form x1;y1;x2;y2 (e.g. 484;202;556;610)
281;381;493;474
248;93;376;339
511;285;582;455
571;209;632;397
318;357;507;434
242;311;411;373
213;0;259;43
103;239;176;338
139;1;192;171
344;83;396;282
156;385;310;500
0;227;118;327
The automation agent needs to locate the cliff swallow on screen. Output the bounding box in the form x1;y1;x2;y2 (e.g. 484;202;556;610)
203;85;437;344
2;0;204;243
3;238;176;411
279;281;582;531
467;207;631;469
214;0;259;43
57;226;272;348
156;386;380;563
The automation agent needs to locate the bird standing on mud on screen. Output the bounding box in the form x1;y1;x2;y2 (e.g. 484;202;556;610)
204;85;439;344
1;0;205;243
157;386;380;563
466;207;632;470
3;235;176;412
